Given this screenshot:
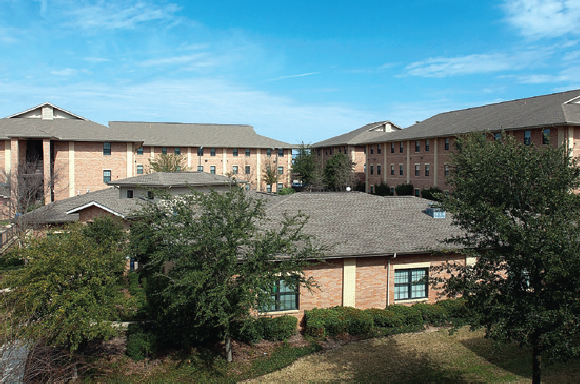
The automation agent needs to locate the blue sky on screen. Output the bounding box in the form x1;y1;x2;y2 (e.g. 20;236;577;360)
0;0;579;144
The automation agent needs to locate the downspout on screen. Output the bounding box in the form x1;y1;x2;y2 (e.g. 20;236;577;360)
387;252;396;307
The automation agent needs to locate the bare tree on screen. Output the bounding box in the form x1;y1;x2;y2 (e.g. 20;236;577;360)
147;153;189;173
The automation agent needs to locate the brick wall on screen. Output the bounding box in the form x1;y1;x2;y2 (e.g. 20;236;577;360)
74;141;128;195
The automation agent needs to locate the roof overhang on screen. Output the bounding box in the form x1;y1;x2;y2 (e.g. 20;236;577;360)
65;201;126;218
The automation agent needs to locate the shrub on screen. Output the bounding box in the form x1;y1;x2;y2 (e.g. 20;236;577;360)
421;187;443;201
0;254;25;271
305;307;372;337
367;308;404;328
436;297;469;324
412;303;447;325
232;319;262;343
387;305;424;326
334;307;373;335
277;188;296;195
126;324;157;361
258;316;297;341
373;182;392;196
395;183;414;196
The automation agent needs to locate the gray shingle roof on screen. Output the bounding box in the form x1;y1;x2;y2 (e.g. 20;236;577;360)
23;188;145;224
361;89;580;144
109;121;292;148
0;118;139;142
312;121;401;148
107;172;244;187
262;192;463;257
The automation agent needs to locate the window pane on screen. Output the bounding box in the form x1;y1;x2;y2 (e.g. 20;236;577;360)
103;142;111;155
394;285;408;300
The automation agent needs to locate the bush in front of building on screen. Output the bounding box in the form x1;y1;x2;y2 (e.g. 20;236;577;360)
277;187;296;195
412;302;448;326
367;308;404;328
387;305;424;326
395;183;414;196
232;315;298;342
373;182;392;196
420;187;443;201
436;297;469;325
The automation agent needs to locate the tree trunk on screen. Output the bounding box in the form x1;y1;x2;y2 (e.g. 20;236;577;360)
225;334;232;362
532;343;541;384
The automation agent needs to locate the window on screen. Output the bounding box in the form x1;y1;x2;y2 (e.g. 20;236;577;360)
232;166;238;174
377;144;381;154
415;165;420;176
210;166;216;174
391;165;394;175
176;166;181;172
197;147;204;156
211;148;216;156
162;147;167;155
390;187;395;195
363;147;366;154
197;166;203;172
277;166;283;175
400;142;404;153
494;133;501;141
400;165;403;176
277;182;283;190
137;147;143;155
174;147;181;155
126;190;134;199
370;145;374;155
267;148;272;157
524;131;531;146
137;165;143;174
278;148;284;157
370;185;374;194
245;166;251;175
391;142;395;153
266;184;272;193
103;142;111;156
415;140;420;152
444;164;450;176
147;191;154;199
233;148;238;157
444;138;450;151
543;129;550;145
425;140;430;152
377;166;381;175
370;166;374;175
425;164;430;176
103;170;111;183
395;268;428;300
245;148;250;157
414;189;420;197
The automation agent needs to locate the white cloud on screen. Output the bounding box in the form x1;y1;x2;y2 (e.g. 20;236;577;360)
85;57;110;63
64;1;181;31
404;49;551;78
51;68;78;76
140;53;214;69
503;0;580;39
266;72;320;82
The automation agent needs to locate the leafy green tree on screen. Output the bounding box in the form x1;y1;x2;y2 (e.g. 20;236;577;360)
292;143;317;186
131;187;325;361
323;153;355;191
148;153;188;172
262;159;278;190
2;223;129;352
82;215;126;246
435;132;580;384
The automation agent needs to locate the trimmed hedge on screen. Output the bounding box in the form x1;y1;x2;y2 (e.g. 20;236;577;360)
367;308;404;328
395;183;414;196
277;188;296;195
387;305;423;326
233;315;297;342
412;303;447;326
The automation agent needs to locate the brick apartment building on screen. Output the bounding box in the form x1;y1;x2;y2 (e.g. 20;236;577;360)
313;90;580;196
0;102;292;217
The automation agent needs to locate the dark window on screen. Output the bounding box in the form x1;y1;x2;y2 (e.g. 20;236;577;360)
210;166;216;174
103;142;111;156
425;140;430;152
233;148;238;157
414;189;420;197
377;144;381;154
377;166;381;175
415;165;420;176
211;148;216;156
524;131;531;146
277;166;283;175
415;140;420;152
267;148;272;157
395;268;428;300
103;170;111;183
232;166;238;174
176;166;181;172
400;165;403;176
391;143;395;153
391;165;394;175
445;138;450;151
425;165;430;176
494;133;501;141
266;184;272;192
370;166;374;175
444;164;450;176
197;147;204;156
126;190;134;199
370;145;374;155
400;142;404;153
137;147;143;155
147;191;154;199
245;166;251;174
543;129;550;145
162;147;167;155
390;187;395;195
278;148;284;157
196;166;203;172
137;165;143;174
277;182;283;190
174;147;181;155
245;148;251;157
